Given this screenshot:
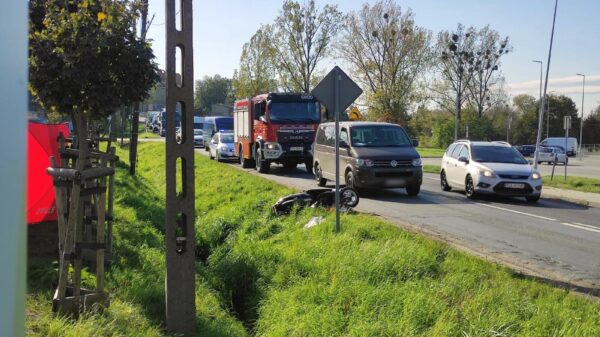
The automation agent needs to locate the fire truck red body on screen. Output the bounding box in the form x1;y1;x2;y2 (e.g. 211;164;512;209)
233;93;321;174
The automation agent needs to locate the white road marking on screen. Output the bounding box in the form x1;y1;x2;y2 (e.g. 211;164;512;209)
561;222;600;234
572;222;600;231
475;202;558;221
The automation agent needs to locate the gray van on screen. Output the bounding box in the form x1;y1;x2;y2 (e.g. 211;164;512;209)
312;121;423;195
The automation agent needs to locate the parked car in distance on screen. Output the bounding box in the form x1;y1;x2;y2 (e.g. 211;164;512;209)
515;144;536;157
541;137;577;156
440;140;542;202
312;121;423;195
537;146;568;165
194;129;204;147
208;132;236;162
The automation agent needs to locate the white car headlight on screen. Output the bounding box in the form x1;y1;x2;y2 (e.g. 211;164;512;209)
412;158;422;167
481;170;496;178
531;172;541;180
265;142;279;150
219;145;228;151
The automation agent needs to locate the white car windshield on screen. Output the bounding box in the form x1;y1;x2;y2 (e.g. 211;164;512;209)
471;145;528;164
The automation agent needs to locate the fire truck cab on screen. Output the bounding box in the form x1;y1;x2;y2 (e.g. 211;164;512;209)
234;93;321;174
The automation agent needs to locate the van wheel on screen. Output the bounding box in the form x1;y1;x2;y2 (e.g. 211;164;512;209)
345;170;357;190
465;175;477;199
440;170;451;191
406;184;420;196
255;148;270;174
315;163;327;187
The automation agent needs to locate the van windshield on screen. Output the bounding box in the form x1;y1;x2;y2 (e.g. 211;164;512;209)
350;125;411;147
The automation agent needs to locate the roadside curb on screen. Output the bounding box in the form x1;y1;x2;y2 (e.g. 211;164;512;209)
542;187;600;208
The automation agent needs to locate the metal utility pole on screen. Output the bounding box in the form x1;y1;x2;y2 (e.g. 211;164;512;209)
533;0;558;170
576;73;585;159
165;0;196;335
129;0;149;175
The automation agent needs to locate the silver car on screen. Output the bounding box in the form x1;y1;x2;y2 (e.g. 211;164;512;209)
440;140;542;202
209;132;236;162
536;146;568;165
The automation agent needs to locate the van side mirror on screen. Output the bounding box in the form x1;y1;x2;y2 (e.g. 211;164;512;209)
412;139;419;147
458;156;469;164
339;140;348;148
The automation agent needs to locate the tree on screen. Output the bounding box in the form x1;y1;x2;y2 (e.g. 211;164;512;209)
194;75;234;115
545;94;580;138
432;24;511;128
271;0;342;92
464;26;511;117
232;26;277;99
29;0;158;128
582;105;600;144
338;0;431;125
510;94;539;144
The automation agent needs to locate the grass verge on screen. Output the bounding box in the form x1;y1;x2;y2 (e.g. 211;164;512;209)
543;175;600;194
28;142;600;336
139;132;160;139
423;164;441;174
417;147;445;158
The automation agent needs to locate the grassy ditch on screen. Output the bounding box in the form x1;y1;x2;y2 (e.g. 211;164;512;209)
417;147;445;158
543;175;600;194
28;142;600;336
423;164;441;174
139;132;161;139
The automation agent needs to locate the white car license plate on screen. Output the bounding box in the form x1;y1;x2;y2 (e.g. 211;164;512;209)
290;146;303;151
505;183;525;189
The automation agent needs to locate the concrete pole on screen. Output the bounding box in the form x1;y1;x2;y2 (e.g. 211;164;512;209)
532;60;543;169
0;2;27;336
534;0;558;171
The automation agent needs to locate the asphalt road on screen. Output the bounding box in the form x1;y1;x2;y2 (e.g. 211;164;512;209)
423;155;600;179
196;147;600;292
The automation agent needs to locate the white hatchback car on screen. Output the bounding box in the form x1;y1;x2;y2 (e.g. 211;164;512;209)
440;141;542;202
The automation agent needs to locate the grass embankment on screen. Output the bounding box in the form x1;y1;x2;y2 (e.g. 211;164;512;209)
28;143;600;336
139;132;160;139
423;164;441;174
417;147;445;158
543;176;600;194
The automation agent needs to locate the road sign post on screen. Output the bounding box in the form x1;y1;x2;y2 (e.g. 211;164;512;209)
312;66;362;233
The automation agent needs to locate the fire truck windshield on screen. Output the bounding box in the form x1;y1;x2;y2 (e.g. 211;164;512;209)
268;102;320;124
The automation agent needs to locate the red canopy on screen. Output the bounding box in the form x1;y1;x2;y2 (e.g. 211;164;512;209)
27;121;70;224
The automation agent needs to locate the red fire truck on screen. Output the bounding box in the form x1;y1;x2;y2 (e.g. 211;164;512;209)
233;93;321;174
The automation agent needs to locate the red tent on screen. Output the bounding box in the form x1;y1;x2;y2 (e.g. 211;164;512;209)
27;121;70;224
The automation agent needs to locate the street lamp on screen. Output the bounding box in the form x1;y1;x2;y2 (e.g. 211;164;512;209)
576;73;585;158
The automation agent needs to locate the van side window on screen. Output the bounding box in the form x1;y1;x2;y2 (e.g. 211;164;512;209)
451;145;463;159
340;128;349;144
324;126;335;147
316;126;326;145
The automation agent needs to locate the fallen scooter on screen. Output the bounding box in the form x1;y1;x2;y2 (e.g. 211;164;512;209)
272;187;360;216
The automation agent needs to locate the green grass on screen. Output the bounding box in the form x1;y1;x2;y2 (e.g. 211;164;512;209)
138;132;160;139
417;147;445;158
27;142;600;336
423;164;441;174
543;175;600;194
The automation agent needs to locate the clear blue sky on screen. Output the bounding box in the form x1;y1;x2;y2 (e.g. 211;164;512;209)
146;0;599;116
